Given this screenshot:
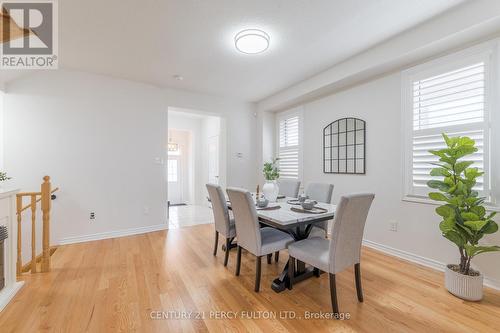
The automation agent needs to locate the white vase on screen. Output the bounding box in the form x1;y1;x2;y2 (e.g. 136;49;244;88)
444;264;483;301
262;181;279;202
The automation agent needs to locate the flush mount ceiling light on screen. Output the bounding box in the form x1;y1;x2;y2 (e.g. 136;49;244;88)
234;29;270;54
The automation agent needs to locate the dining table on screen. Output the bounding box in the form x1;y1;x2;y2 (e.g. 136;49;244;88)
217;194;336;293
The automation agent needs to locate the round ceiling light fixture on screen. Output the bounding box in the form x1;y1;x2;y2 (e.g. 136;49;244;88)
234;29;270;54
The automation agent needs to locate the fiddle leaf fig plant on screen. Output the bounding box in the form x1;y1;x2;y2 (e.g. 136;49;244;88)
428;134;500;275
0;171;11;182
263;158;280;181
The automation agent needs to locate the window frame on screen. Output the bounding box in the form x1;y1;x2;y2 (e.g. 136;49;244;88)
276;107;303;181
401;40;499;209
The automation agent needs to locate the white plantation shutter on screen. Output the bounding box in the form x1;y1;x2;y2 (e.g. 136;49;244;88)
403;50;491;199
278;113;301;179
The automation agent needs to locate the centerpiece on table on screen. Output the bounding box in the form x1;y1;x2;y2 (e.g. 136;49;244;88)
427;134;499;301
262;158;280;202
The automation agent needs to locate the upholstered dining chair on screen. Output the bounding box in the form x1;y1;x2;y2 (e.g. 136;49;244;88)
287;193;375;316
278;179;301;198
206;184;236;267
305;182;334;237
226;187;294;292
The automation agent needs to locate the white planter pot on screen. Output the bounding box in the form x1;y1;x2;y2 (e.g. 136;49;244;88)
262;181;279;202
444;264;483;301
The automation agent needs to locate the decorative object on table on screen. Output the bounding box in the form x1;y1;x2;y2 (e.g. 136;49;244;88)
290;206;328;214
298;194;308;202
257;205;281;211
427;133;499;301
300;200;317;210
286;199;302;205
256;197;269;208
323;117;365;174
262;158;280;202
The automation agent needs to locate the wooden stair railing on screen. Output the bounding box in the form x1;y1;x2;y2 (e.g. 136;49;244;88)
16;176;59;275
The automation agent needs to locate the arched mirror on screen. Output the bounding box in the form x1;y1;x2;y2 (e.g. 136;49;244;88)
323;117;365;174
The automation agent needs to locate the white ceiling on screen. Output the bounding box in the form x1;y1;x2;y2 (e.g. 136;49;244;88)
5;0;467;101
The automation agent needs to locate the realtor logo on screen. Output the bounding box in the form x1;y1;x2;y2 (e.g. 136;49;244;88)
1;1;58;69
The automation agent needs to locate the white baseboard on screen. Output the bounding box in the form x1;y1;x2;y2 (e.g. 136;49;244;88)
57;223;169;245
362;239;500;291
0;281;24;312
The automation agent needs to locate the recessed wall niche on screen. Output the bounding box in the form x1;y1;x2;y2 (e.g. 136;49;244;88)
323;117;365;174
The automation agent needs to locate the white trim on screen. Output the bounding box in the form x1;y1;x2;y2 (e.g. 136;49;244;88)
402;194;500;212
57;223;169;245
362;239;500;291
0;281;24;312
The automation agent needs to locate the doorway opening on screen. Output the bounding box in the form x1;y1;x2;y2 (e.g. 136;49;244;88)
167;107;227;228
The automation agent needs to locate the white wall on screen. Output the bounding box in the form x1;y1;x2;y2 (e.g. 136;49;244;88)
4;70;169;247
292;71;500;287
3;69;258;247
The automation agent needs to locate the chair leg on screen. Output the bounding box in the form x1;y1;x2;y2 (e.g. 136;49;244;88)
224;238;230;267
288;256;295;290
213;231;219;256
235;246;242;276
267;253;272;264
255;256;262;292
329;273;339;316
355;263;363;302
275;251;279;262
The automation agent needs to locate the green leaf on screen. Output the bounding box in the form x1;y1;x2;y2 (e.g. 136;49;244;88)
458;136;475;147
440;156;457;165
429;150;447;158
481;221;498;234
454;161;474;174
436;205;454;218
430;162;452;170
464;244;500;257
427;180;450;191
455;222;474;237
443;230;466;247
464;220;489;231
439;217;455;233
442;133;451;146
429;192;448;202
461;212;479;221
453;146;477;159
430;168;450;177
470;206;486;218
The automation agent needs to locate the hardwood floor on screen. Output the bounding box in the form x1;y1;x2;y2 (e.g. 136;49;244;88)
1;224;500;332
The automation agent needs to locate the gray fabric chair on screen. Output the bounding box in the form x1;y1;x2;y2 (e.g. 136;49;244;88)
278;179;301;198
206;184;236;267
305;182;334;237
226;187;294;292
287;193;375;316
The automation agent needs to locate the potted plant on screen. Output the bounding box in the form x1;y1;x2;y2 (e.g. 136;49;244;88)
0;171;11;189
427;134;499;301
262;158;280;202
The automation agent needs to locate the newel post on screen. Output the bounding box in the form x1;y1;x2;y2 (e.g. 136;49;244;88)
41;176;51;272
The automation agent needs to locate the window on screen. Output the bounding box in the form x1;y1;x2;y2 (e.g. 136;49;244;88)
277;109;302;179
402;44;495;202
